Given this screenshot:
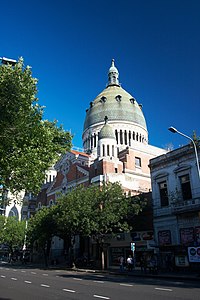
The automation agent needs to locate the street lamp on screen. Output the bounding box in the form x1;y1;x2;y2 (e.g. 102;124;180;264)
0;57;17;66
168;126;200;181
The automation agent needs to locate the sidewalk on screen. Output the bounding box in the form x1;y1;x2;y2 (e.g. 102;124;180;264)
1;260;200;282
105;267;200;281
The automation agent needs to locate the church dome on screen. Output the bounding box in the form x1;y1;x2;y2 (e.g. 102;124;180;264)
82;60;148;155
99;121;115;140
83;85;147;131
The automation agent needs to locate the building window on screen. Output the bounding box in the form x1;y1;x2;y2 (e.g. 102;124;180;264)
115;95;122;102
112;145;114;157
100;96;107;103
115;168;118;173
124;130;127;145
179;174;192;200
115;130;118;144
159;181;169;207
94;133;96;147
133;131;135;140
120;130;123;144
102;144;105;156
135;157;141;168
107;145;110;156
129;131;131;146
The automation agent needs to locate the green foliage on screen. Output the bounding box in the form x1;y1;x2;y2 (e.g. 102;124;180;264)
0;215;26;253
27;206;58;250
27;182;144;261
55;182;142;240
0;58;72;195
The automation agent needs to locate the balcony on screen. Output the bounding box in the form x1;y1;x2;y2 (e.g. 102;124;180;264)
172;198;200;214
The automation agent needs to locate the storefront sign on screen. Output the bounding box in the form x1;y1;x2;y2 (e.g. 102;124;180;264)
158;230;171;245
109;247;124;266
175;255;189;267
188;247;200;263
131;231;153;241
180;228;194;245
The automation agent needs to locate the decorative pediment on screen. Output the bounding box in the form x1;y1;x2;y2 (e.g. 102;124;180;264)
154;172;169;180
174;164;191;173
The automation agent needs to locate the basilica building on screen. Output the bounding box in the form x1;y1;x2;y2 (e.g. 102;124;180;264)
36;60;167;268
45;59;166;205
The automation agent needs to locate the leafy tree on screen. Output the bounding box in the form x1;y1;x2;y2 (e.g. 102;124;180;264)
0;215;26;256
55;182;142;268
0;58;72;203
27;206;58;266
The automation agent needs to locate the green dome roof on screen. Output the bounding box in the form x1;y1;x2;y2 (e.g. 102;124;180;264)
99;123;115;140
83;85;147;131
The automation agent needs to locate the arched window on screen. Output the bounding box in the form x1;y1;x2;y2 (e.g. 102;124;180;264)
94;133;96;147
102;144;105;156
133;131;135;140
107;145;110;156
120;130;123;144
124;130;127;145
115;130;118;144
129;131;131;146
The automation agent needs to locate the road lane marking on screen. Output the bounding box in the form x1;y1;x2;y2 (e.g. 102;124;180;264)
1;275;6;278
11;277;17;280
31;272;36;274
25;280;32;284
63;289;76;293
93;295;110;299
73;278;83;281
155;288;172;292
13;269;17;271
42;273;48;276
21;270;26;273
96;275;105;278
93;280;104;283
120;283;133;287
41;284;50;288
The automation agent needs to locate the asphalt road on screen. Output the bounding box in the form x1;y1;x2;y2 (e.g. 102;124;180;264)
0;265;200;300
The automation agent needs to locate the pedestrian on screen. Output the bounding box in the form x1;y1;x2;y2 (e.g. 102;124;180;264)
140;255;147;273
127;255;134;271
119;255;124;272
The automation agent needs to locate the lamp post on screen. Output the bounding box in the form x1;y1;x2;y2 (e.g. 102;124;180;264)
0;56;17;66
168;126;200;181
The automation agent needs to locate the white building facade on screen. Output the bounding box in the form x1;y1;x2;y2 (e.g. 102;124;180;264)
149;144;200;269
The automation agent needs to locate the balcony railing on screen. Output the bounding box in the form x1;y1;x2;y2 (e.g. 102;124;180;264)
172;197;200;214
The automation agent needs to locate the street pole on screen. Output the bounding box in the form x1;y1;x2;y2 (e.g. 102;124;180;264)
168;126;200;182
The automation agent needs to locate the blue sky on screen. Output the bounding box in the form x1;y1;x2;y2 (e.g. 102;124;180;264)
1;0;200;150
